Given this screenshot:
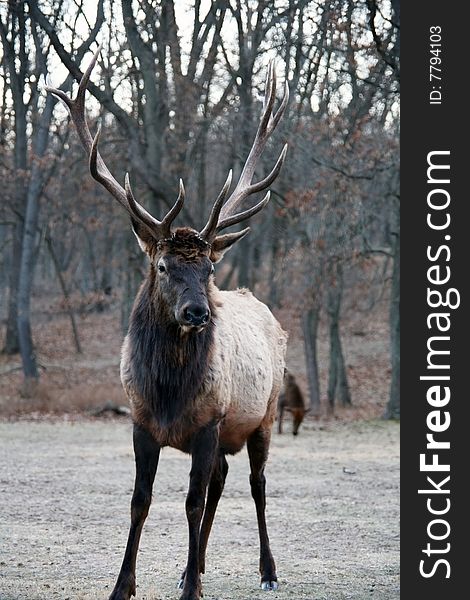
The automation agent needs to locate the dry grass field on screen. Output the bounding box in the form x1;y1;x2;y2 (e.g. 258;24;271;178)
0;418;399;600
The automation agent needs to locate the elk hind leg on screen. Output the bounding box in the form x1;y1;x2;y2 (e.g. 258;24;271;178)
109;424;160;600
247;427;278;591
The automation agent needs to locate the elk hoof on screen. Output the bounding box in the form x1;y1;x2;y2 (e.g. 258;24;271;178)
261;580;279;591
179;589;202;600
108;587;135;600
177;573;202;599
108;574;136;600
177;567;188;590
178;565;204;590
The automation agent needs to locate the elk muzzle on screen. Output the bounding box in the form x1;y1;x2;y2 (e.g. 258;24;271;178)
177;301;211;329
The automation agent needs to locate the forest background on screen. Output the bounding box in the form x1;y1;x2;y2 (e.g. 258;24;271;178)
0;0;400;421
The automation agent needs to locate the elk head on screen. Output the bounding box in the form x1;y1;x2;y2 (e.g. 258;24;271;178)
47;48;288;330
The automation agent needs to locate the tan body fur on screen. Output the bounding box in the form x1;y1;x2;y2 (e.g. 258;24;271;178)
121;286;287;454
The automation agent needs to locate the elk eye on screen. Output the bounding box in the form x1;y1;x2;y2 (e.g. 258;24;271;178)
158;263;166;273
210;264;215;274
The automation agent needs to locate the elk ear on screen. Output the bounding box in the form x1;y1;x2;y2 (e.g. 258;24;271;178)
210;228;250;263
131;218;155;253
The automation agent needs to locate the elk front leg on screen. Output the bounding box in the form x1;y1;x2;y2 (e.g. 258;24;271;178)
180;422;219;600
247;427;278;591
178;451;229;587
109;424;160;600
198;452;229;574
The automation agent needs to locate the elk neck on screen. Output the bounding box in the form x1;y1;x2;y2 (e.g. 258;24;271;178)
127;266;216;428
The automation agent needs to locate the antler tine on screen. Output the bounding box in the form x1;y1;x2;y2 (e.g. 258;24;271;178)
231;64;277;197
269;80;289;133
45;85;73;110
216;191;271;233
77;46;101;105
124;173;185;240
160;179;186;236
261;60;276;130
261;65;289;136
246;143;288;195
90;123;128;212
200;170;232;241
46;46;107;168
212;63;288;232
46;46;176;240
123;173;161;227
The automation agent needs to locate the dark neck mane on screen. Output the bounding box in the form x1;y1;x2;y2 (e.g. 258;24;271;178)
127;276;214;427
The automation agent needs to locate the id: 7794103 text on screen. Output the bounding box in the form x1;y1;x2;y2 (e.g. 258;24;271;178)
429;25;442;105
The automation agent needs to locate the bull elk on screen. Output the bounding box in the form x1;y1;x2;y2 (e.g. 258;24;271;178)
47;48;288;600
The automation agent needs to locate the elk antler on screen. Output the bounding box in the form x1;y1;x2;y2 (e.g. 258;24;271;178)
200;61;289;243
46;46;184;240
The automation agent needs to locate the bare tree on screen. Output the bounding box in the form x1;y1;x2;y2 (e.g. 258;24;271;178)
0;0;104;392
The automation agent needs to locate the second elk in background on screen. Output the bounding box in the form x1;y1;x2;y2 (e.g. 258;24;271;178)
277;370;307;436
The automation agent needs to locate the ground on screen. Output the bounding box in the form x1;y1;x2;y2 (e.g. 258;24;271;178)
0;418;399;600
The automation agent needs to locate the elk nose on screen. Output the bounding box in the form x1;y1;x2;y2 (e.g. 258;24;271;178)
183;304;210;327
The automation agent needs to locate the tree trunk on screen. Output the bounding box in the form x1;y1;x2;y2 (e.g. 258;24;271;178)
84;228;99;292
327;318;339;414
1;5;28;354
2;223;22;354
327;265;351;412
17;213;40;390
100;232;114;294
268;211;281;308
384;231;400;419
121;235;142;335
237;238;251;288
17;96;55;393
45;233;82;354
336;327;352;406
302;306;321;415
219;257;238;290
